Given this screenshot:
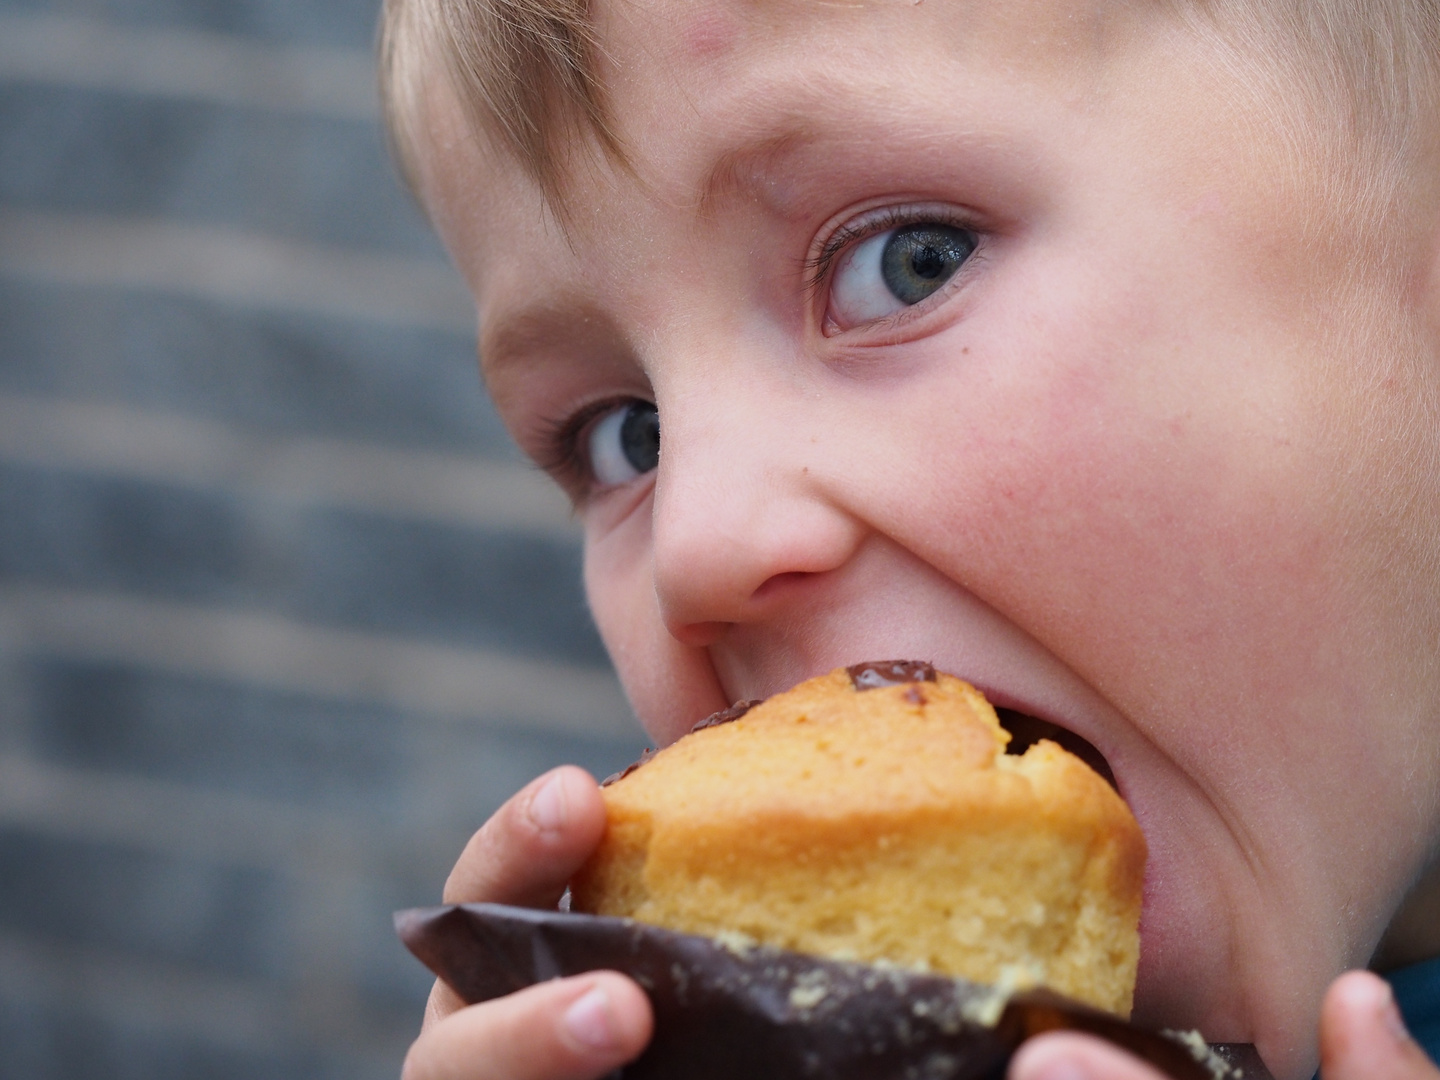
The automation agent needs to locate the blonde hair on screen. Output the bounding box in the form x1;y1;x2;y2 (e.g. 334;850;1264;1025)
380;0;621;206
379;0;1440;208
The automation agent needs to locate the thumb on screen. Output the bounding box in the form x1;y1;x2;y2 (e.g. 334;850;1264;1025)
1322;971;1439;1080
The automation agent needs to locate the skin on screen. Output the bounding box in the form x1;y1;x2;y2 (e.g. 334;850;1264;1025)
398;1;1440;1078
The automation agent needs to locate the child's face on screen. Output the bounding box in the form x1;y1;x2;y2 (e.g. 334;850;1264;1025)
419;0;1440;1073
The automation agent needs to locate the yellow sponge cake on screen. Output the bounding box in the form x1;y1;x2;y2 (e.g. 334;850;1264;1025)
571;662;1145;1017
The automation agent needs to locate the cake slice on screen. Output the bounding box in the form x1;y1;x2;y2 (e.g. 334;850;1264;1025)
571;663;1145;1017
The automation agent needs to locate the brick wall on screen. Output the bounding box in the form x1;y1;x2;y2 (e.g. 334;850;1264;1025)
0;2;641;1076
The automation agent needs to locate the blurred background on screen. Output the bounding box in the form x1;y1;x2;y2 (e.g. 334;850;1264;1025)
0;0;641;1076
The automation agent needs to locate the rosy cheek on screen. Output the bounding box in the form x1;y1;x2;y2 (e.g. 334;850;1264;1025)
903;300;1342;772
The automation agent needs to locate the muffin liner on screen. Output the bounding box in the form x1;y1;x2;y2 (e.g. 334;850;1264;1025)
395;903;1270;1080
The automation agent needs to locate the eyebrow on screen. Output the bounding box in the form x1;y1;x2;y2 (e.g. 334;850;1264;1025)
480;129;824;367
696;128;815;216
480;299;621;381
480;302;572;374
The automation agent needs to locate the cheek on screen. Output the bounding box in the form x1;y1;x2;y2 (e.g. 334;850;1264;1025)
583;505;728;745
872;253;1367;773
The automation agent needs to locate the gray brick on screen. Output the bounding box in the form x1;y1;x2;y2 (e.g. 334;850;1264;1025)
297;508;606;664
19;655;640;823
340;872;445;1013
0;993;401;1080
0;463;251;602
25;658;406;810
0;279;512;456
0;84;440;255
0;0;383;54
0;462;608;663
401;718;642;834
0;828;290;979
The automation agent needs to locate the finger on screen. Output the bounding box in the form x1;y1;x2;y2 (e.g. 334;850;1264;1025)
1010;1031;1170;1080
1321;971;1440;1080
402;972;653;1080
422;978;467;1031
443;766;607;908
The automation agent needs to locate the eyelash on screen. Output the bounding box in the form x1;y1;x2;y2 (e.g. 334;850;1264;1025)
533;396;629;495
804;204;981;302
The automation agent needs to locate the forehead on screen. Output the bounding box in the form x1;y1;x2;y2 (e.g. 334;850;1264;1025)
415;0;1241;403
596;0;1144;124
423;0;1162;265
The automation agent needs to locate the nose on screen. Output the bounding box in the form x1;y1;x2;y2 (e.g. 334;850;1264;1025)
650;393;866;648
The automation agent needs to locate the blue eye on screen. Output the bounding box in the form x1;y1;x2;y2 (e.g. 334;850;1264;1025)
882;224;976;303
587;400;659;486
829;221;978;329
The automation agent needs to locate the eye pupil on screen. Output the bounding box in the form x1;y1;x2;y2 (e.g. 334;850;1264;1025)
881;223;976;304
910;245;946;280
619;400;660;473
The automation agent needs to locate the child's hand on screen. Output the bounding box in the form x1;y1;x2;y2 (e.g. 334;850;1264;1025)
1009;972;1438;1080
402;766;654;1080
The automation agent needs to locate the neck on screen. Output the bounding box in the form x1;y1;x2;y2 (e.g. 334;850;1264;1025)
1372;858;1440;972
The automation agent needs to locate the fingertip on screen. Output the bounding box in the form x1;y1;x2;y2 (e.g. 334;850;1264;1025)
404;974;652;1080
543;765;608;847
515;766;605;849
1011;1032;1166;1080
1011;1036;1092;1080
1320;969;1436;1080
443;766;607;906
603;971;655;1050
558;972;653;1059
1325;971;1397;1024
1324;970;1404;1053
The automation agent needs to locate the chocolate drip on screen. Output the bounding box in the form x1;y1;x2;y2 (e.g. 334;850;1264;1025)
846;660;938;690
602;698;767;788
601;747;655;787
995;708;1118;791
691;699;764;734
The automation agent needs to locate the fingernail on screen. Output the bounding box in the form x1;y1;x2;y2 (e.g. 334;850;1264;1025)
1032;1061;1092;1080
1015;1047;1093;1080
528;772;567;834
563;987;616;1050
1376;982;1411;1046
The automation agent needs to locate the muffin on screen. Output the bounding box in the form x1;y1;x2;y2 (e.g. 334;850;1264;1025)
571;662;1145;1017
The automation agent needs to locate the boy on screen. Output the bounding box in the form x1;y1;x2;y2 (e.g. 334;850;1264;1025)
376;1;1440;1078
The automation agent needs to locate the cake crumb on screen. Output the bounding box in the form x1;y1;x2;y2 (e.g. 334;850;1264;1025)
789;983;829;1010
958;965;1036;1027
1161;1029;1236;1080
713;929;758;955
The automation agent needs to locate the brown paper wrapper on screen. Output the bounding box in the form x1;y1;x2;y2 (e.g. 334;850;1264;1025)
395;903;1270;1080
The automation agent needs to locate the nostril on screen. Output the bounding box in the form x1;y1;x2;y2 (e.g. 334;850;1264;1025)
667;620;728;649
751;571;812;602
994;707;1119;791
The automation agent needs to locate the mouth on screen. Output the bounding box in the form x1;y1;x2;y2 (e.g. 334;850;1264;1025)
838;661;1118;789
995;706;1118;791
831;659;1122;794
722;657;1123;796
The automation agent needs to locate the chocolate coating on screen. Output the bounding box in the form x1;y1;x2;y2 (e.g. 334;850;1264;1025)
690;699;765;734
847;659;938;689
603;699;767;788
396;904;1269;1080
602;747;656;787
